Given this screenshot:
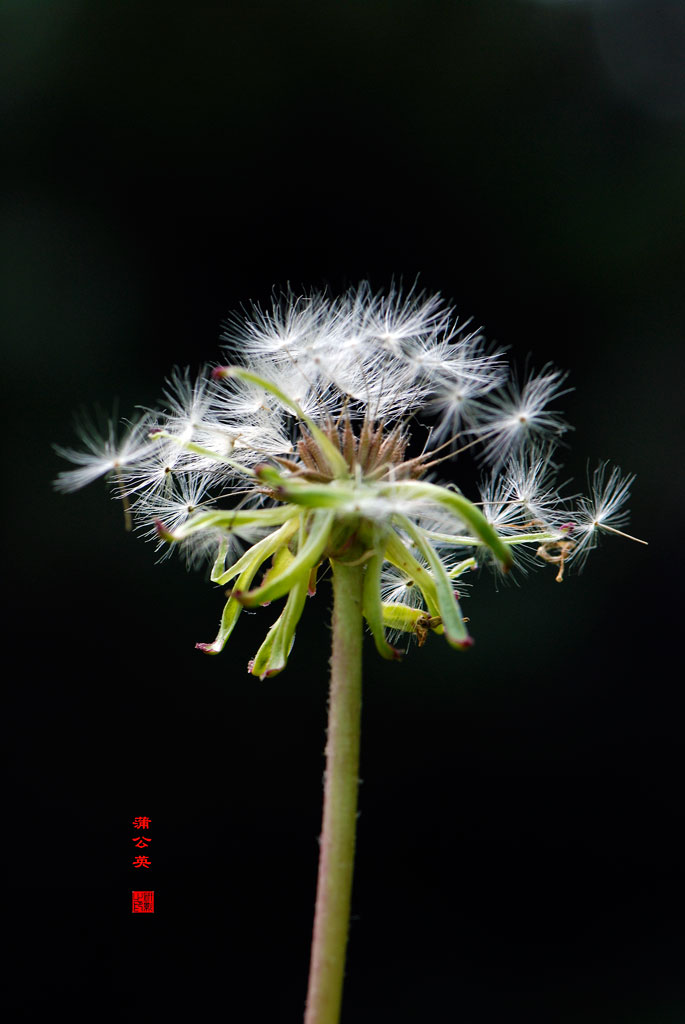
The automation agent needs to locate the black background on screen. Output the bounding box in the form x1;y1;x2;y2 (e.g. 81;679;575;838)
3;2;684;1021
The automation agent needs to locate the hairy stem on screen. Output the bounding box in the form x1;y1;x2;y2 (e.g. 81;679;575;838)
304;558;364;1024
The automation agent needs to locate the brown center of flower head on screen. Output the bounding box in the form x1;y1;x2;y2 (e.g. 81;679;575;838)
272;414;429;484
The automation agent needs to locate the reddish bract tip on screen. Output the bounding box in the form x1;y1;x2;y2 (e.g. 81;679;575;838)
560;522;575;533
457;636;475;650
154;519;175;542
211;365;230;380
196;642;218;655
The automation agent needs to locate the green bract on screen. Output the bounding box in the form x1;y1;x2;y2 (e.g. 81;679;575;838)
162;426;549;676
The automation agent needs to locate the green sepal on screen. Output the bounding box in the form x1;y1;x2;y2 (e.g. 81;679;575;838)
197;545;271;654
174;504;297;543
257;470;355;509
211;518;299;585
381;480;514;571
425;529;563;550
260;543;295;589
198;520;301;652
196;593;243;655
211;537;231;580
396;515;472;649
236;509;335;608
361;546;402;661
249;567;310;679
447;557;477;578
383;529;441;620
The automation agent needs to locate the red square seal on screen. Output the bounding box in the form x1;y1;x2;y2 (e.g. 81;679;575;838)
132;891;154;913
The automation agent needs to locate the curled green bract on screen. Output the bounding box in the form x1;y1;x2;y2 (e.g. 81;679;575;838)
159;459;543;675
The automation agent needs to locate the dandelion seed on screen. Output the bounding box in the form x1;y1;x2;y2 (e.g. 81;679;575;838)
474;365;571;465
568;463;637;567
54;414;154;493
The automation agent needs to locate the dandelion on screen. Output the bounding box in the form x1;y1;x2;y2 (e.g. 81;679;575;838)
55;283;643;1024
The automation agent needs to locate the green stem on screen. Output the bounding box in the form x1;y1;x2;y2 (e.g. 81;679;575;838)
304;558;364;1024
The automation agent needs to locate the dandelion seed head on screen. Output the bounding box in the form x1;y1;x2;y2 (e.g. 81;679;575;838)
55;282;640;670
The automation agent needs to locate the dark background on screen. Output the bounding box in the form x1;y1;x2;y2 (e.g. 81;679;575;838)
3;1;684;1021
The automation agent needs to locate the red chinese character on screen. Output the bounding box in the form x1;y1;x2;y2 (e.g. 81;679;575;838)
132;836;151;849
132;855;151;869
132;817;151;829
132;891;154;913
